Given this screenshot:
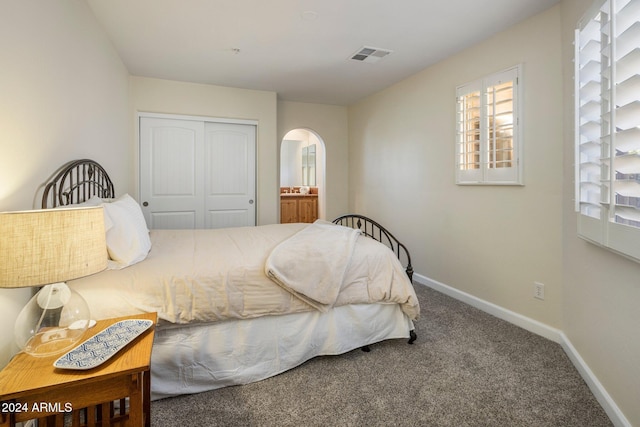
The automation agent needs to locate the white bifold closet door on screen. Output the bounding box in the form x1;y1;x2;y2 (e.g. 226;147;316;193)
139;116;256;229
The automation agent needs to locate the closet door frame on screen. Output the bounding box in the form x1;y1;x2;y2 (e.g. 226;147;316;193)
138;112;258;229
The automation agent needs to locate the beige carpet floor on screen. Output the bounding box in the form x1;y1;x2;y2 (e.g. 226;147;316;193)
151;284;612;426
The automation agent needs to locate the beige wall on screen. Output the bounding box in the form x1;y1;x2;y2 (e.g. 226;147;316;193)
561;1;640;425
348;7;564;328
277;101;349;220
348;2;639;424
129;77;278;225
0;0;130;366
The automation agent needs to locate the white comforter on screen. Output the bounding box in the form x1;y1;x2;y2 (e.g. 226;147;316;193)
266;220;361;312
69;221;420;325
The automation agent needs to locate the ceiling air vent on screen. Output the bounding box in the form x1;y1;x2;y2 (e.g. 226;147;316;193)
350;46;393;63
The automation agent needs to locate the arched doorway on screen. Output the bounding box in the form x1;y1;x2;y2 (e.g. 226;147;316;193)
279;128;326;223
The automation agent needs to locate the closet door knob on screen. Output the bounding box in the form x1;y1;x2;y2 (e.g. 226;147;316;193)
143;201;149;207
249;199;254;204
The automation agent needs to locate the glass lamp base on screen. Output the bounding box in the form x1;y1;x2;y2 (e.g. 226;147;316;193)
14;283;92;357
22;328;84;356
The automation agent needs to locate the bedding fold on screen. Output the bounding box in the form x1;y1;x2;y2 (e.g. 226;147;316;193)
265;220;361;312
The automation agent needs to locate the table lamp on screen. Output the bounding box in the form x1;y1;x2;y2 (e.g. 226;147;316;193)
0;206;107;357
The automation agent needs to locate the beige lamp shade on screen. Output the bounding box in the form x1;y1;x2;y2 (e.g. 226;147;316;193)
0;206;107;288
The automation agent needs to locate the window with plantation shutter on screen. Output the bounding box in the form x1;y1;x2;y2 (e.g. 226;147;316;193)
456;66;523;185
575;0;640;262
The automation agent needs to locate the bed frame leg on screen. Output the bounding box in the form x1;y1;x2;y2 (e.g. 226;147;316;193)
361;330;416;352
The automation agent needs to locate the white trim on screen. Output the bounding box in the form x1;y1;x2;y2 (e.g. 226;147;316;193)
137;111;258;126
413;272;630;427
413;273;561;342
574;27;581;213
560;334;632;427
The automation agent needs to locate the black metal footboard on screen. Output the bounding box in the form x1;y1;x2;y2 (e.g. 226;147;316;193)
332;214;417;346
332;214;413;282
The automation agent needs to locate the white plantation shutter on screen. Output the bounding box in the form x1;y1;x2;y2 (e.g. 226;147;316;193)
576;1;605;242
485;69;519;183
456;66;522;185
456;80;483;182
576;0;640;261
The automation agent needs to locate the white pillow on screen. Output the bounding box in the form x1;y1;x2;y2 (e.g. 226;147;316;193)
101;194;151;269
74;195;103;207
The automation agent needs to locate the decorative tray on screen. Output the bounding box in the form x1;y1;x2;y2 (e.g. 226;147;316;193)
53;319;154;370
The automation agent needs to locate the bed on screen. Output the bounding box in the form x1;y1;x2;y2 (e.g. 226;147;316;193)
41;159;420;400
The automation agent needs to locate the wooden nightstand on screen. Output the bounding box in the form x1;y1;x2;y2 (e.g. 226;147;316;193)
0;312;157;427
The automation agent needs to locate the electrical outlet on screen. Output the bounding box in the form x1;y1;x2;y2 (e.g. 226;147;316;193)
534;282;545;300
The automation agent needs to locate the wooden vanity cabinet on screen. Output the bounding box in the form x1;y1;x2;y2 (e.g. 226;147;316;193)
280;194;318;223
298;197;318;223
281;198;298;223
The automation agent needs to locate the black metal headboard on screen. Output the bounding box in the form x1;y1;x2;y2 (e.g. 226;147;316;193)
332;214;413;282
41;159;115;209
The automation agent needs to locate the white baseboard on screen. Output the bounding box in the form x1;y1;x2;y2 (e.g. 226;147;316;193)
559;334;631;427
413;273;562;342
413;273;631;427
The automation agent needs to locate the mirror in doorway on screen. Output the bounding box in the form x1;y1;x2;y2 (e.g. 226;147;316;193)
302;144;316;186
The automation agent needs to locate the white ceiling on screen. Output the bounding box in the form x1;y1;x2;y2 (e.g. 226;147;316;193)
87;0;560;106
